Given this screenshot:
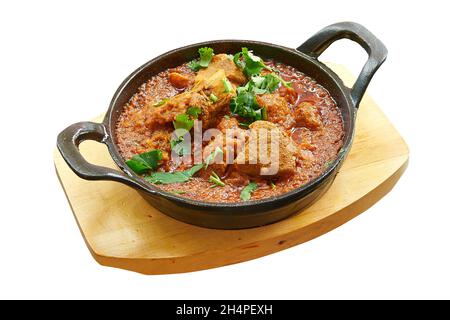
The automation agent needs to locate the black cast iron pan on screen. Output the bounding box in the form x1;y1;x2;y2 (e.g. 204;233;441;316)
57;22;387;229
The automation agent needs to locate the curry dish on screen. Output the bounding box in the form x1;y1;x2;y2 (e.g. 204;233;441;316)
116;48;344;202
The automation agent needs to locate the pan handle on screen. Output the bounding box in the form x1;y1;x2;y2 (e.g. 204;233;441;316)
297;22;387;108
57;121;148;191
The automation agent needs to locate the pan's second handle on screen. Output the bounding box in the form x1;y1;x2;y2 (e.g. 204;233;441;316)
57;121;148;191
297;22;387;108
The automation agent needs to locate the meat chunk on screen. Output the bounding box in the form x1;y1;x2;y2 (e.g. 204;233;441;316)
294;102;323;130
278;85;298;105
195;69;236;128
202;117;247;176
196;54;246;86
216;117;247;160
168;72;193;89
145;69;235;129
145;54;244;129
224;170;250;188
145;128;171;153
256;93;295;128
234;121;296;177
202;139;227;177
144;91;192;128
217;116;240;132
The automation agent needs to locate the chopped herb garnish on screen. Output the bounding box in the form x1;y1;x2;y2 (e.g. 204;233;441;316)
230;88;264;123
280;77;292;88
173;113;194;132
252;74;280;92
222;78;232;93
240;182;258;201
170;136;189;156
210;93;218;103
173;106;201;132
171;107;202;156
153;98;170;107
186;106;202;118
249;75;267;93
233;52;245;70
170;190;187;194
251;73;291;93
261;107;268;120
231;49;290;125
146;164;204;184
148;146;224;185
188;60;201;72
126;150;163;174
198;47;214;67
229;72;291;124
188;47;214;71
233;48;271;77
205;146;223;169
209;171;225;187
223;114;230;119
324;160;334;168
270;181;276;189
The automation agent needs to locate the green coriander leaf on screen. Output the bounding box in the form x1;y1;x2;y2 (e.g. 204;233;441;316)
173;145;188;156
126;149;163;174
324;160;334;168
233;52;245;69
209;171;225;187
170;190;186;194
173;114;194;131
170;136;190;156
280;77;292;88
241;47;270;77
170;107;201;156
188;47;214;71
210;93;218;103
259;74;281;92
261;107;268;120
270;181;276;189
186;106;202;118
222;78;232;93
230;89;262;123
229;72;292;124
251;75;265;87
205;146;223;169
250;73;289;93
146;164;204;184
240;182;258;201
183;164;205;176
267;72;292;88
188;60;201;72
147;171;190;184
252;87;267;95
233;48;271;78
198;47;214;68
253;108;264;121
170;135;183;146
153;98;170;107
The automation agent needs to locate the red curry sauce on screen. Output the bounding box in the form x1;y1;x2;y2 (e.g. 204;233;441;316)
116;54;344;203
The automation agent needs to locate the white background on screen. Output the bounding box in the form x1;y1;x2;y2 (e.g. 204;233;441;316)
1;0;449;299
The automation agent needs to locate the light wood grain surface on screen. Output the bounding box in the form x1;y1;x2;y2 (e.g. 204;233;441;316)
54;64;409;274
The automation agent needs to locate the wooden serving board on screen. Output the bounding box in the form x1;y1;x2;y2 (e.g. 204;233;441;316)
54;64;409;274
